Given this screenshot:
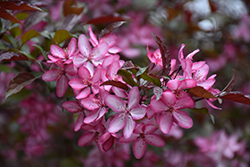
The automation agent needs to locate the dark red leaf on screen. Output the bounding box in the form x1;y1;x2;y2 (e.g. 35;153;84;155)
122;61;136;70
99;21;126;38
152;33;171;75
100;80;129;91
187;86;216;99
0;9;22;24
6;72;40;99
63;0;84;17
23;11;47;30
221;70;236;93
220;91;250;105
0;52;27;62
87;15;129;24
0;1;43;11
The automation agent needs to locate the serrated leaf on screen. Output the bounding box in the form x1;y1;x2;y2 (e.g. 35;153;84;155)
0;52;27;62
87;15;129;24
117;69;138;87
0;1;43;11
0;9;22;24
191;107;215;124
52;30;72;44
20;29;40;48
63;0;84;17
187;86;216;99
152;33;171;75
23;12;47;31
99;21;126;38
220;91;250;105
100;80;129;91
5;72;41;99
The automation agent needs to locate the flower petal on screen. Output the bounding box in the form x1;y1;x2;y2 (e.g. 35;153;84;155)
108;113;126;133
84;110;99;124
161;91;176;106
150;96;167;113
78;66;91;79
173;110;193;129
78;34;91;57
78;133;95;146
133;138;147;159
145;134;165;147
159;112;173;134
62;101;82;113
128;86;140;109
105;95;125;113
144;124;158;134
73;53;87;67
74;112;84;131
50;44;65;58
67;38;77;57
69;78;87;90
42;69;60;81
81;98;99;110
56;75;68;97
123;116;135;139
76;87;91;99
130;106;146;120
65;64;77;76
91;42;109;59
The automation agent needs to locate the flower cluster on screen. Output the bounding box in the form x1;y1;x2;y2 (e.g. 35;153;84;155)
42;26;220;159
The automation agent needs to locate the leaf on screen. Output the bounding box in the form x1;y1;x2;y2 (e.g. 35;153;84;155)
191;107;215;124
0;52;27;62
152;33;171;75
99;21;126;38
60;14;81;31
9;26;21;38
187;86;216;99
0;64;12;73
5;72;41;99
32;44;48;60
140;73;161;86
105;108;116;121
153;86;163;101
20;29;40;48
87;15;129;24
117;69;138;87
220;70;236;94
122;61;136;70
136;66;148;77
0;1;43;11
52;30;72;44
15;12;29;21
220;91;250;105
23;12;47;30
0;9;22;24
63;0;84;17
100;80;129;91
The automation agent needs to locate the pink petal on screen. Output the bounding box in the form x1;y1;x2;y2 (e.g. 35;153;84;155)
134;123;144;134
128;86;140;109
186;49;199;59
74;112;84;131
167;79;181;90
76;87;91;99
67;38;77;57
133;138;147;159
123;116;135;139
65;64;77;76
150;96;167;113
78;66;91;79
173;110;193;129
47;55;60;63
144;124;158;134
100;34;117;47
174;95;195;109
130;106;146;120
108;113;126;133
146;105;155;119
42;69;60;81
97;107;107;120
81;98;99;110
99;132;111;144
179;79;197;89
84;110;99;124
90;42;109;59
161;91;176;106
78;133;95;146
178;44;185;60
159;112;173;134
104;95;125;113
56;75;68;97
73;53;87;67
120;133;138;143
50;44;65;58
62;101;82;113
88;26;98;46
78;34;91;57
69;78;87;90
108;46;121;54
145;134;165;147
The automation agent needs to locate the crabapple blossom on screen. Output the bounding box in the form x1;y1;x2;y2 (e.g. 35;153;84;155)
105;86;146;139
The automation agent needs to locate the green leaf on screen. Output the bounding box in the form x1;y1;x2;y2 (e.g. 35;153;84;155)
105;109;116;121
136;66;148;77
9;26;21;38
117;69;138;87
0;41;7;50
52;30;72;45
191;107;215;124
32;44;48;60
5;72;41;99
0;64;12;73
20;29;40;48
140;73;161;86
3;33;17;48
15;12;29;20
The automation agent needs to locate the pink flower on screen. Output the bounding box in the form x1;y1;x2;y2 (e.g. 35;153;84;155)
48;37;77;64
150;90;195;134
105;86;146;138
69;62;101;99
42;61;77;97
120;123;165;159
